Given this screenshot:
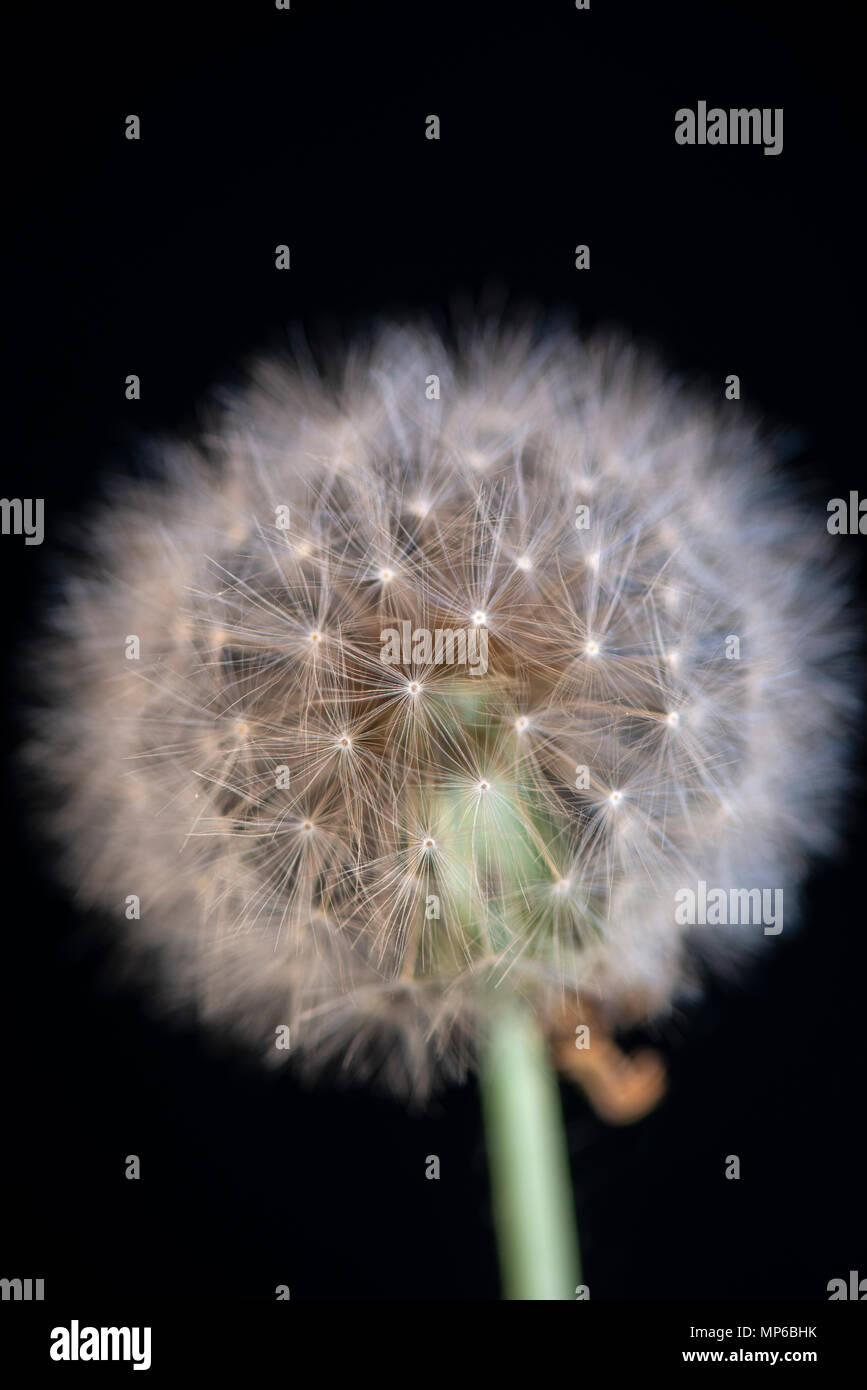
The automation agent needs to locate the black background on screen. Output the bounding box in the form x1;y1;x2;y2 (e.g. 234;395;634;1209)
2;0;864;1306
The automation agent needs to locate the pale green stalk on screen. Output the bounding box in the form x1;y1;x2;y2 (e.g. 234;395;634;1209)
481;1002;582;1300
419;684;582;1298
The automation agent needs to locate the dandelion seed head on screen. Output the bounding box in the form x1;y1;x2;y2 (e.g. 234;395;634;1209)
25;319;858;1100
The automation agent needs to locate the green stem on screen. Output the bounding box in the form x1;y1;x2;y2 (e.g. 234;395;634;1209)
480;1003;582;1300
